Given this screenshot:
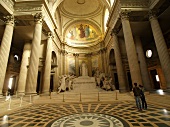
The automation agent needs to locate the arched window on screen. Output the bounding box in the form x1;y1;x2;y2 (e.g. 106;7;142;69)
104;8;109;32
110;0;115;7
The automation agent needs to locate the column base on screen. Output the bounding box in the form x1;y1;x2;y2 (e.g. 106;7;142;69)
41;91;50;96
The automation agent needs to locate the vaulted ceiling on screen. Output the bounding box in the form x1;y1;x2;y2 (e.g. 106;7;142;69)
56;0;109;47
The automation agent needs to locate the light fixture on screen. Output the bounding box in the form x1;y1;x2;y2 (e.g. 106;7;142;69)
146;49;152;58
14;54;19;61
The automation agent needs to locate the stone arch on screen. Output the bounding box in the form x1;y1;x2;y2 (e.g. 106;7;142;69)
50;51;58;92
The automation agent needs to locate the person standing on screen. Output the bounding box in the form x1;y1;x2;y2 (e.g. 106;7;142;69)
132;83;142;111
139;84;147;110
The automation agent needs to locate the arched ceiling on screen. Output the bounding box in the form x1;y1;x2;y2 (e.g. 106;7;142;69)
56;0;109;47
60;0;102;17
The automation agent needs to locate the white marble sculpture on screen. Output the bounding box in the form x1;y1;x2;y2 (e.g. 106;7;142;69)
81;62;88;76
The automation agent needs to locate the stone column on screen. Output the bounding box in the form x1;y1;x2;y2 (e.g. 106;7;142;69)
149;12;170;89
135;36;152;90
62;51;65;75
17;41;31;95
121;11;142;86
103;48;108;75
59;50;62;75
87;53;92;76
74;54;79;77
42;32;53;94
25;13;43;94
112;30;128;92
60;50;64;75
0;15;14;95
64;51;68;74
2;73;11;95
98;50;104;72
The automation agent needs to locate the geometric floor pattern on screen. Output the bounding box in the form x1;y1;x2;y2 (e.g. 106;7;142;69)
0;101;170;127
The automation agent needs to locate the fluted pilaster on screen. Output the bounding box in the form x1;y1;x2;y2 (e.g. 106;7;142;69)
25;13;43;94
135;36;152;90
112;31;128;92
121;11;142;86
149;12;170;89
17;41;31;95
0;15;14;95
42;32;53;94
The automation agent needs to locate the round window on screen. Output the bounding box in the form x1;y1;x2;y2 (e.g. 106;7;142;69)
146;49;152;58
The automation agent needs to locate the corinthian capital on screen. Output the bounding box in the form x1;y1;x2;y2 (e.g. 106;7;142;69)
47;31;53;38
34;13;43;23
73;53;79;57
3;15;14;26
120;10;130;20
148;10;157;20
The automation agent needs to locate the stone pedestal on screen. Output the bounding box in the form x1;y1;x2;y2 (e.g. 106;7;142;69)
73;76;96;92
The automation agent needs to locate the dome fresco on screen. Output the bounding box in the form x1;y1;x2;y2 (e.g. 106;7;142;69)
65;24;101;47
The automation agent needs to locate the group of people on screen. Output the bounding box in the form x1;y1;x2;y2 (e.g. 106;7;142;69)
132;82;147;111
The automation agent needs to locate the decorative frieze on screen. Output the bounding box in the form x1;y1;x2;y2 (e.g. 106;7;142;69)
15;6;42;12
120;0;149;8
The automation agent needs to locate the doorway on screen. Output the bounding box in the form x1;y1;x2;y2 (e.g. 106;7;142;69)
150;69;160;89
127;72;132;91
50;75;54;92
114;73;119;90
36;71;41;94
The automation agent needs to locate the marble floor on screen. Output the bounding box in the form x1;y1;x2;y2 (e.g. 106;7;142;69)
0;98;170;127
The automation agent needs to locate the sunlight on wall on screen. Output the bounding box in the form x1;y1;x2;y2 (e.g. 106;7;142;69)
104;8;109;32
110;0;115;7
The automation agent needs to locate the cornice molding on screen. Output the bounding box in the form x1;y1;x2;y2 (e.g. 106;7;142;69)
120;0;149;8
1;0;14;14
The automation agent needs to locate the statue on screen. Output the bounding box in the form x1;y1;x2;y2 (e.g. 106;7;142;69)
57;75;67;93
81;62;88;76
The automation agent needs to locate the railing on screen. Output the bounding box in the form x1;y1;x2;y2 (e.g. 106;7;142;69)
48;90;126;103
0;94;33;114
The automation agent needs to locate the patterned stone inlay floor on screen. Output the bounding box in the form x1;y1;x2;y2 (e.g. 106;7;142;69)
0;101;170;127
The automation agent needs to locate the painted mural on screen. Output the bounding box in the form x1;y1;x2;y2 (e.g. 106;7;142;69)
66;24;99;43
92;56;99;76
68;59;75;75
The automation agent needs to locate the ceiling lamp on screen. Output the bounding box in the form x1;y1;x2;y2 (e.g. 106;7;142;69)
77;0;85;4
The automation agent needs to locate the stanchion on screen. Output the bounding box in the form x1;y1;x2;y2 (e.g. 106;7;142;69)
80;93;82;102
115;91;118;100
63;94;65;102
20;96;23;107
8;96;11;110
29;95;32;104
98;92;100;101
